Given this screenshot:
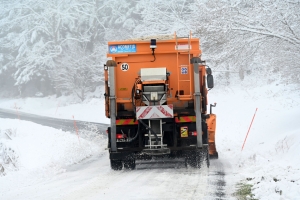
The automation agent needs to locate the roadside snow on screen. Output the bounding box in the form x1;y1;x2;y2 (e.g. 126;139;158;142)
0;118;107;200
209;83;300;199
0;119;104;177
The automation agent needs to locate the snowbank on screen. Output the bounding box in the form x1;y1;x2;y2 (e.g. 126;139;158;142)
0;119;104;177
210;84;300;199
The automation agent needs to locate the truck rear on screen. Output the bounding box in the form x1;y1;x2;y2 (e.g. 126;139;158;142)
104;33;218;170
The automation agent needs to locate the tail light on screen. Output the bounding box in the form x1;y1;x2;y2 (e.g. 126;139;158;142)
116;134;127;139
190;131;197;136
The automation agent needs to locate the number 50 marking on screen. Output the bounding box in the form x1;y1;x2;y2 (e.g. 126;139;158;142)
121;63;129;71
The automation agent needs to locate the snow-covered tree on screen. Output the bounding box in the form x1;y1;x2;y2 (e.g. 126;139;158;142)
53;42;104;101
100;0;141;40
193;0;300;85
0;0;109;96
1;0;299;97
133;0;195;37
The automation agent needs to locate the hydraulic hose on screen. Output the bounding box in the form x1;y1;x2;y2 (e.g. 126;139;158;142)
127;122;140;143
131;85;136;114
131;78;142;115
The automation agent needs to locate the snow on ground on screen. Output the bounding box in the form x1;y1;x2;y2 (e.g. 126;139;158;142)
0;83;299;199
209;83;300;199
0;119;106;199
0;119;104;175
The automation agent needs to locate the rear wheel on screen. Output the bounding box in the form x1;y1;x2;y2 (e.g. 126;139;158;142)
186;149;209;169
186;150;202;168
196;149;205;169
110;160;123;170
186;151;195;168
124;159;136;170
203;145;210;168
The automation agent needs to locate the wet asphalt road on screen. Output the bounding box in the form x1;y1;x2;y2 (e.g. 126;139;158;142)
0;108;108;133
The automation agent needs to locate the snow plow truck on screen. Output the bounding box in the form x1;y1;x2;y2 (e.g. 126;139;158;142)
104;33;218;170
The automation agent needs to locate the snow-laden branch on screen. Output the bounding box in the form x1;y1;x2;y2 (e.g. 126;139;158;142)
231;27;300;47
73;8;107;31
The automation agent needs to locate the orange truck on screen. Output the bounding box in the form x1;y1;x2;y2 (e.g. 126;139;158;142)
104;33;218;170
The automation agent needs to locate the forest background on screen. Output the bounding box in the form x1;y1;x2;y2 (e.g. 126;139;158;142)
0;0;299;100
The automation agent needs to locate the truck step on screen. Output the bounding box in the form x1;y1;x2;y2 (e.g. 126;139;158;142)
144;134;163;137
142;147;170;155
136;158;185;169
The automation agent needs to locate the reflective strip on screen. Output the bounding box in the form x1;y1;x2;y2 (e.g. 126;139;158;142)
116;119;138;125
175;116;196;123
136;104;173;119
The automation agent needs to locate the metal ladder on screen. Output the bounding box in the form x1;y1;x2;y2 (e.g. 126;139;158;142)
144;119;167;149
175;32;192;100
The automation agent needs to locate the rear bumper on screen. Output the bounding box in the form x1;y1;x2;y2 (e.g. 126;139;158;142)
109;145;209;160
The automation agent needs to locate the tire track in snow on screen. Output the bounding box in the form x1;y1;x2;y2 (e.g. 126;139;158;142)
208;160;228;199
62;156;233;200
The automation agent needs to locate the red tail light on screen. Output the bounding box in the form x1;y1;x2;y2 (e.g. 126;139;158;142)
190;131;197;136
116;134;127;139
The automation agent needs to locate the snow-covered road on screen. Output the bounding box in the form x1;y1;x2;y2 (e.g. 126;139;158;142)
61;157;233;200
2;153;234;200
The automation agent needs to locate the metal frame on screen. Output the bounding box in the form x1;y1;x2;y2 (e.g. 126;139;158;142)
192;62;203;148
109;66;117;152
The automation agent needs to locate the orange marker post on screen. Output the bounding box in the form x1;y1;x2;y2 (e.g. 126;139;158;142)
241;108;258;151
14;103;20;120
72;115;80;145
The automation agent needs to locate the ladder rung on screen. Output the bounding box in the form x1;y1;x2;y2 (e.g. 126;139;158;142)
179;80;190;82
178;95;192;98
176;36;189;39
145;144;167;147
178;97;193;101
175;48;191;51
145;134;163;137
177;95;192;100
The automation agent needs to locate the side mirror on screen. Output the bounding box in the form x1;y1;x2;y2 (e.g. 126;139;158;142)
206;68;212;75
207;74;214;89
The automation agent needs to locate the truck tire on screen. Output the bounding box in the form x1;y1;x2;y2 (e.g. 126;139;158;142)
186;149;208;169
203;146;210;168
186;151;200;168
206;151;210;168
110;160;123;170
197;149;205;169
124;159;136;170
